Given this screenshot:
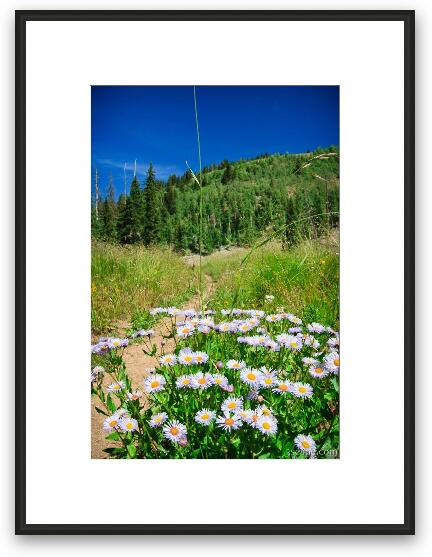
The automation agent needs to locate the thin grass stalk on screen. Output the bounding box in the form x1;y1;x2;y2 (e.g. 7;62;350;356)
193;86;204;313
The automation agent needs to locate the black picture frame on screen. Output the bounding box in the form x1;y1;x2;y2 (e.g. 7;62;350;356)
15;9;415;535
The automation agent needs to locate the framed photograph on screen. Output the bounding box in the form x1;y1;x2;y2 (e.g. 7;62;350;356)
15;10;414;534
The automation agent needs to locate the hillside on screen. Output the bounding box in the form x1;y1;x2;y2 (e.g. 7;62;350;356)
91;147;339;254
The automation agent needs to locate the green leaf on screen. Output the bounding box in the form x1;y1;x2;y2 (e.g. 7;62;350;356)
105;432;121;441
127;442;137;458
106;394;116;414
95;407;108;416
330;377;339;393
103;447;125;455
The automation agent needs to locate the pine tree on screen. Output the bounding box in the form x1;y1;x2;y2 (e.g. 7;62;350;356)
221;163;234;184
143;163;161;245
121;176;144;243
102;175;117;241
165;175;177;215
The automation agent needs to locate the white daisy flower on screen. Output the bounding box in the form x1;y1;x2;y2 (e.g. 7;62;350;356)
216;322;235;333
191;372;213;389
163;420;187;443
292;382;313;399
272;381;292;394
328;335;340;348
183;309;197;317
256;415;278;435
176;374;193;388
211;374;229;388
266;314;282;323
264;339;280;352
195;409;216;425
240;367;262;388
159;354;177;366
259;369;277;389
226;359;246;370
149;412;168;427
265;294;275;302
221;397;243;414
288;326;303;334
198;325;211;334
176;324;195;338
143;374;166;393
178;351;195;365
288;315;302;325
244;408;261;427
307;322;326;333
103;414;120;431
276;333;303;351
237;409;253;422
193;351;209;364
167;306;180;316
302;356;318;366
119;417;138;432
303;334;320;349
308;363;329;378
216;412;242;432
324;351;340;374
256;404;274;417
237;321;254;334
107;381;125;393
294;434;316;454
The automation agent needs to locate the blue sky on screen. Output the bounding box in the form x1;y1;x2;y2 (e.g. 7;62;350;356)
91;85;339;198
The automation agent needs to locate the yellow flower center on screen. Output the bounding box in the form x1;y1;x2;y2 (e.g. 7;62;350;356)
252;415;258;422
279;384;288;391
290;341;298;347
170;427;179;436
198;377;206;385
165;357;172;363
225;418;234;426
334;359;340;366
301;440;311;449
182;378;190;385
195;356;203;362
315;368;323;374
247;373;256;381
126;423;133;430
264;378;272;385
109;420;117;427
299;386;307;393
233;363;241;368
184;356;193;362
262;422;271;430
227;402;236;409
150;380;160;389
262;408;271;416
201;413;209;420
155;416;162;423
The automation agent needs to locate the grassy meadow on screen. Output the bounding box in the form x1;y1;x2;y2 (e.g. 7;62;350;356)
91;241;195;334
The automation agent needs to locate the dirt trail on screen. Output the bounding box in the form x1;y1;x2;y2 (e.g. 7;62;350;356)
91;274;216;458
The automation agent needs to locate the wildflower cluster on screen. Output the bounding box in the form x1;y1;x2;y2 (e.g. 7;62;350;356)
91;303;339;459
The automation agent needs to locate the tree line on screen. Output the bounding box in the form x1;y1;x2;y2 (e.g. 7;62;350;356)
91;148;339;254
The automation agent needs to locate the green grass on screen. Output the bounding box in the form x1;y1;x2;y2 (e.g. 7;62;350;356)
91;241;195;334
202;236;339;329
